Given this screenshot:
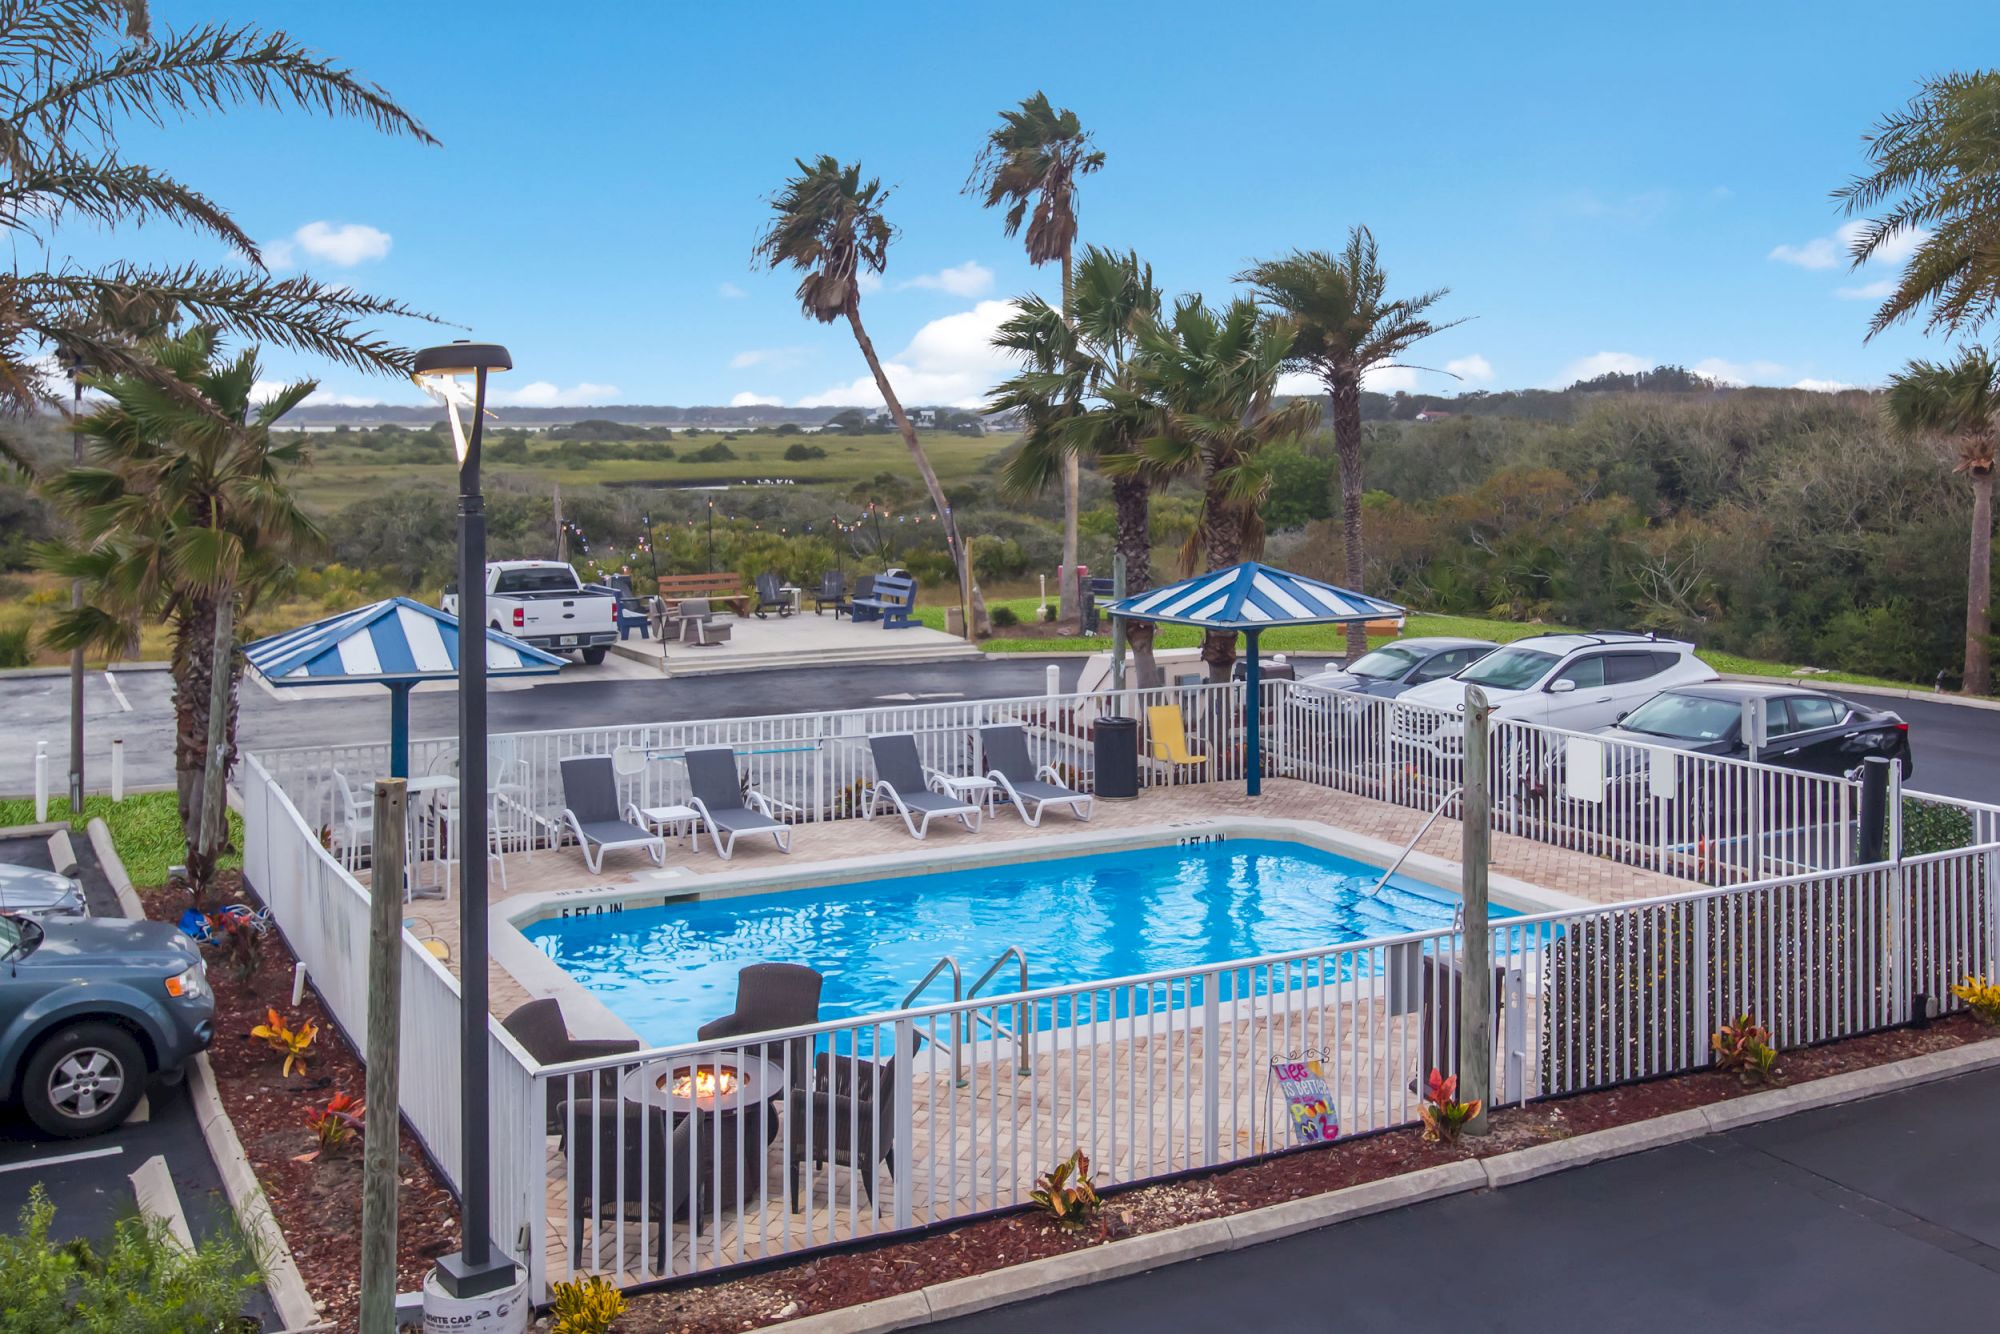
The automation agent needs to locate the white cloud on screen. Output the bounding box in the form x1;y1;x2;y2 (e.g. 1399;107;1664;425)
729;346;808;371
1771;220;1929;274
1551;351;1649;387
1276;371;1322;398
1792;377;1858;392
1363;364;1421;393
797;299;1019;409
1276;358;1482;397
1836;278;1898;301
1691;357;1788;387
729;391;781;407
899;261;995;297
718;281;747;299
491;380;620;408
856;270;883;296
1445;354;1494;383
251;379;388;408
263;220;392;270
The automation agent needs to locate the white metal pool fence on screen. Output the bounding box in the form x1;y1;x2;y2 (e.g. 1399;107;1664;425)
255;679;1999;889
239;679;2000;1299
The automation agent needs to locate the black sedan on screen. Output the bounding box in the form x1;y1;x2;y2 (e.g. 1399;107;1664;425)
1598;682;1913;778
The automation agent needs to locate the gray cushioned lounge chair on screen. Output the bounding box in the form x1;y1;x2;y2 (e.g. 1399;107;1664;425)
559;755;667;872
685;746;793;860
865;733;981;840
980;723;1094;827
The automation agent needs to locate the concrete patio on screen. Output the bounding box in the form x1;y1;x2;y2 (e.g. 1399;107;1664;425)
608;604;982;677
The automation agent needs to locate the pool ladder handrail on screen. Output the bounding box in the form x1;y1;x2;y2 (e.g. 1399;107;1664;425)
966;945;1032;1075
904;955;966;1085
1364;785;1463;898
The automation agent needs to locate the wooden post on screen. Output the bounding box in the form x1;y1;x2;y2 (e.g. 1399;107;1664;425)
1459;683;1492;1136
360;778;407;1333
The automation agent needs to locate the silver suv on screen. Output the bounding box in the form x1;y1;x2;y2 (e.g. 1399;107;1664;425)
1392;632;1718;754
0;914;215;1136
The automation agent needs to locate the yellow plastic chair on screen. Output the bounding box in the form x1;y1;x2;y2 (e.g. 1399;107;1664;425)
1146;704;1209;768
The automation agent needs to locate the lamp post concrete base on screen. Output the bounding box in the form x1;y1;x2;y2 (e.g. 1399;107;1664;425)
422;1263;527;1333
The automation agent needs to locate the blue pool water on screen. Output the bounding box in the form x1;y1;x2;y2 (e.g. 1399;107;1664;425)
529;838;1512;1048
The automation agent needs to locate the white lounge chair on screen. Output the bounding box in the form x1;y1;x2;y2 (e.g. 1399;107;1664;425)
980;724;1094;827
865;733;981;840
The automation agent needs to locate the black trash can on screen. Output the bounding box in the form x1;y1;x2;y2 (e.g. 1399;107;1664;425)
1094;715;1140;799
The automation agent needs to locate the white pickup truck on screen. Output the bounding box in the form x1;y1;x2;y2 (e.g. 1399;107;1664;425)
442;560;619;665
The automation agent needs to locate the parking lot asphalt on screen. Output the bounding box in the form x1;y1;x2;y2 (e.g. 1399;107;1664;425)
934;1065;2000;1334
0;833;274;1327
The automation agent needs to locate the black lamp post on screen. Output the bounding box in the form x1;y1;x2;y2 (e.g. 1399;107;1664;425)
412;339;518;1301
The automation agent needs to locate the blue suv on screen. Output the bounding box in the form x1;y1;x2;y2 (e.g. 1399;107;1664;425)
0;913;216;1137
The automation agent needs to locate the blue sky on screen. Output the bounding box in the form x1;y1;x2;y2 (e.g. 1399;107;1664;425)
50;1;2000;410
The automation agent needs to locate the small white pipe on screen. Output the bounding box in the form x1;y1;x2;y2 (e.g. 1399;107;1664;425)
1045;664;1060;698
110;738;125;802
1038;573;1047;617
34;741;48;823
291;961;308;1008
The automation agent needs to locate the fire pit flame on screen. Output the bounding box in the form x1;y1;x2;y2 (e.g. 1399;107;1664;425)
668;1065;741;1100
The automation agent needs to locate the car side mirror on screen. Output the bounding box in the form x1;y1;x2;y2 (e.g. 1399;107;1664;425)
1548;679;1577;694
1615;711;1628;723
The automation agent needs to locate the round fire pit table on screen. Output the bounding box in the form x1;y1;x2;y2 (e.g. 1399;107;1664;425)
619;1052;786;1117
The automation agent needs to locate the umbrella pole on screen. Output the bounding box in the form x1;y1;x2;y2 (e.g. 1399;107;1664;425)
1245;629;1262;797
389;683;411;780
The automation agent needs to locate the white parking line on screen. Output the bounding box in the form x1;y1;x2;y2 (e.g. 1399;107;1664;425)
0;1145;123;1175
103;671;131;712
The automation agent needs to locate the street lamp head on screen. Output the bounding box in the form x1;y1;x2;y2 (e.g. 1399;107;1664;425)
411;341;512;463
412;341;513;378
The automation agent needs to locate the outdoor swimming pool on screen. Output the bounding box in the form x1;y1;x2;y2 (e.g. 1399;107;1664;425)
528;837;1515;1048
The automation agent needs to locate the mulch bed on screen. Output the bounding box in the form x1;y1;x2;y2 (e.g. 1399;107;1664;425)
613;1015;1993;1333
141;873;461;1333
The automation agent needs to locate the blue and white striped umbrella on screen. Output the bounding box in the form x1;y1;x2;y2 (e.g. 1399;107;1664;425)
1105;561;1404;629
243;597;567;687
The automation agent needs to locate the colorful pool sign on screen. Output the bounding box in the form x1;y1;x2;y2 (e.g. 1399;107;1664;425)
1272;1057;1339;1144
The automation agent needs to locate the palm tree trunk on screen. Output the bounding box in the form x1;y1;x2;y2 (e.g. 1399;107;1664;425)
845;305;991;635
1199;477;1242;682
1057;247;1081;635
1330;370;1368;660
1967;466;1993;695
1110;473;1158;685
192;590;235;904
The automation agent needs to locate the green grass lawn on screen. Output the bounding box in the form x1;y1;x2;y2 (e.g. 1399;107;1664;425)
0;791;240;889
293;430;1010;513
929;598;1921;693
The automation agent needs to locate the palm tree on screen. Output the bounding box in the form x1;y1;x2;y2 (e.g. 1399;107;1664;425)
38;327;323;896
1836;71;2000;339
990;246;1162;679
969;93;1105;634
1240;230;1463;656
0;0;436;462
754;155;989;633
1134;296;1319;679
1884;347;1999;695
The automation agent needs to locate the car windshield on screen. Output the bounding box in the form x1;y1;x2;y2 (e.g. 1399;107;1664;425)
1619;693;1742;742
0;914;34;960
1346;646;1424;680
1457;647;1559;690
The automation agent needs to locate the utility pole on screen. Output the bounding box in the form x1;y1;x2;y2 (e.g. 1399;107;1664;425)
553;483;566;562
1459;682;1493;1136
360;778;407;1333
67;369;83;812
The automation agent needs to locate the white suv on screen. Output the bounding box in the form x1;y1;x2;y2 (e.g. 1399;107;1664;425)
1390;632;1718;754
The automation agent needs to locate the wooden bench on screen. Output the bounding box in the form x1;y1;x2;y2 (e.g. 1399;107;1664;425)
654;573;750;619
850;572;917;629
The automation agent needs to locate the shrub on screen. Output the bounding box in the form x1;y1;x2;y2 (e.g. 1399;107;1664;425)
1418;1069;1482;1143
549;1274;626;1334
1711;1013;1780;1084
0;619;30;668
1950;976;2000;1025
301;1091;365;1161
251;1008;318;1078
0;1186;262;1333
990;605;1019;628
1028;1149;1101;1228
1902;797;1976;856
782;441;827;461
206;911;263;984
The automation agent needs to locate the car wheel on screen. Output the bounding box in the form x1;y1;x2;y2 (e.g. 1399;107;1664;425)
581;646;608;666
21;1023;145;1138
